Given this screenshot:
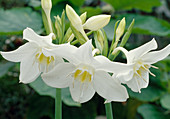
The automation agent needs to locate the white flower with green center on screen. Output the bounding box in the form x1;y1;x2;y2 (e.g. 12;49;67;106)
0;27;66;83
42;40;133;103
112;38;170;93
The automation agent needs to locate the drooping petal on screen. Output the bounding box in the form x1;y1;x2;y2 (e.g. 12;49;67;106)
125;69;149;93
93;55;134;74
42;63;76;88
93;70;129;102
42;43;79;64
23;27;54;46
83;15;111;31
142;44;170;64
1;42;38;62
113;70;134;82
19;54;40;83
69;80;95;103
129;38;158;61
112;47;131;63
74;40;93;64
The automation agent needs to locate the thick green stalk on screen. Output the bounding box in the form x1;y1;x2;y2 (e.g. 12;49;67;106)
105;103;113;119
55;88;62;119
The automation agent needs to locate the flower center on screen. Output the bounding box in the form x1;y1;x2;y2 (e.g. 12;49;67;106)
73;64;94;83
35;52;54;65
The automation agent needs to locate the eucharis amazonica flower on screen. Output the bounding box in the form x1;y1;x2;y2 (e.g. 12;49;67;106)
112;38;170;93
42;40;133;103
66;4;111;41
0;27;72;83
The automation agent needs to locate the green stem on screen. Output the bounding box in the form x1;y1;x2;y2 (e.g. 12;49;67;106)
105;103;113;119
55;88;62;119
71;39;79;45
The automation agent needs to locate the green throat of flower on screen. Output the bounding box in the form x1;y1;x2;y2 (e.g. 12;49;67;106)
74;69;92;83
35;52;54;65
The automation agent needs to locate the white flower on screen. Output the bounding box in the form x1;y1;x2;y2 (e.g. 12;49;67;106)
0;27;65;83
42;40;132;103
112;38;170;93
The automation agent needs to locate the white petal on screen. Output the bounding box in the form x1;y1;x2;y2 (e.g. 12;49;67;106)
93;55;134;74
23;27;54;46
69;80;95;103
113;70;134;82
1;42;38;62
83;15;111;31
112;47;132;63
125;70;149;93
42;43;79;64
142;44;170;64
74;40;93;64
93;71;129;102
42;63;76;88
129;38;158;60
19;55;40;83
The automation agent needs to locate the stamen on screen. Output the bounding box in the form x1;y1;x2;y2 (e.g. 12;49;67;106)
142;65;156;77
135;71;147;83
150;65;159;69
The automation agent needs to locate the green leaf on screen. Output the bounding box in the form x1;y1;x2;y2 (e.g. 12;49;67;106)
137;104;170;119
102;0;161;12
69;0;85;6
80;7;102;18
104;14;170;40
27;94;54;119
128;86;165;102
0;7;42;35
29;76;80;107
160;93;170;110
0;62;15;77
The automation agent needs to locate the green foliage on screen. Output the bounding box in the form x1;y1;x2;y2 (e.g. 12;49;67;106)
69;0;85;6
0;62;14;77
27;94;54;119
160;93;170;110
137;104;170;119
104;14;170;40
80;7;102;18
128;86;165;102
102;0;161;12
0;7;42;35
29;76;81;107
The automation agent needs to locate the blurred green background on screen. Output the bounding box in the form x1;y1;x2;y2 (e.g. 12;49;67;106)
0;0;170;119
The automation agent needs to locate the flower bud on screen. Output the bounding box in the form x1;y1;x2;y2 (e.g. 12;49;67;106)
66;4;82;31
83;15;111;31
116;17;126;41
66;4;88;41
41;0;52;14
80;12;87;24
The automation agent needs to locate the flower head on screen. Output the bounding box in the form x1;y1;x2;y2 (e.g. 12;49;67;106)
0;28;65;83
42;40;132;103
112;38;170;93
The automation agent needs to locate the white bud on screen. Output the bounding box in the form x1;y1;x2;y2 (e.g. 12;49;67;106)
41;0;52;13
116;17;126;41
66;4;88;41
83;15;111;31
66;4;83;31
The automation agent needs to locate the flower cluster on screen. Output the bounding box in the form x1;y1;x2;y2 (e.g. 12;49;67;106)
1;4;169;104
